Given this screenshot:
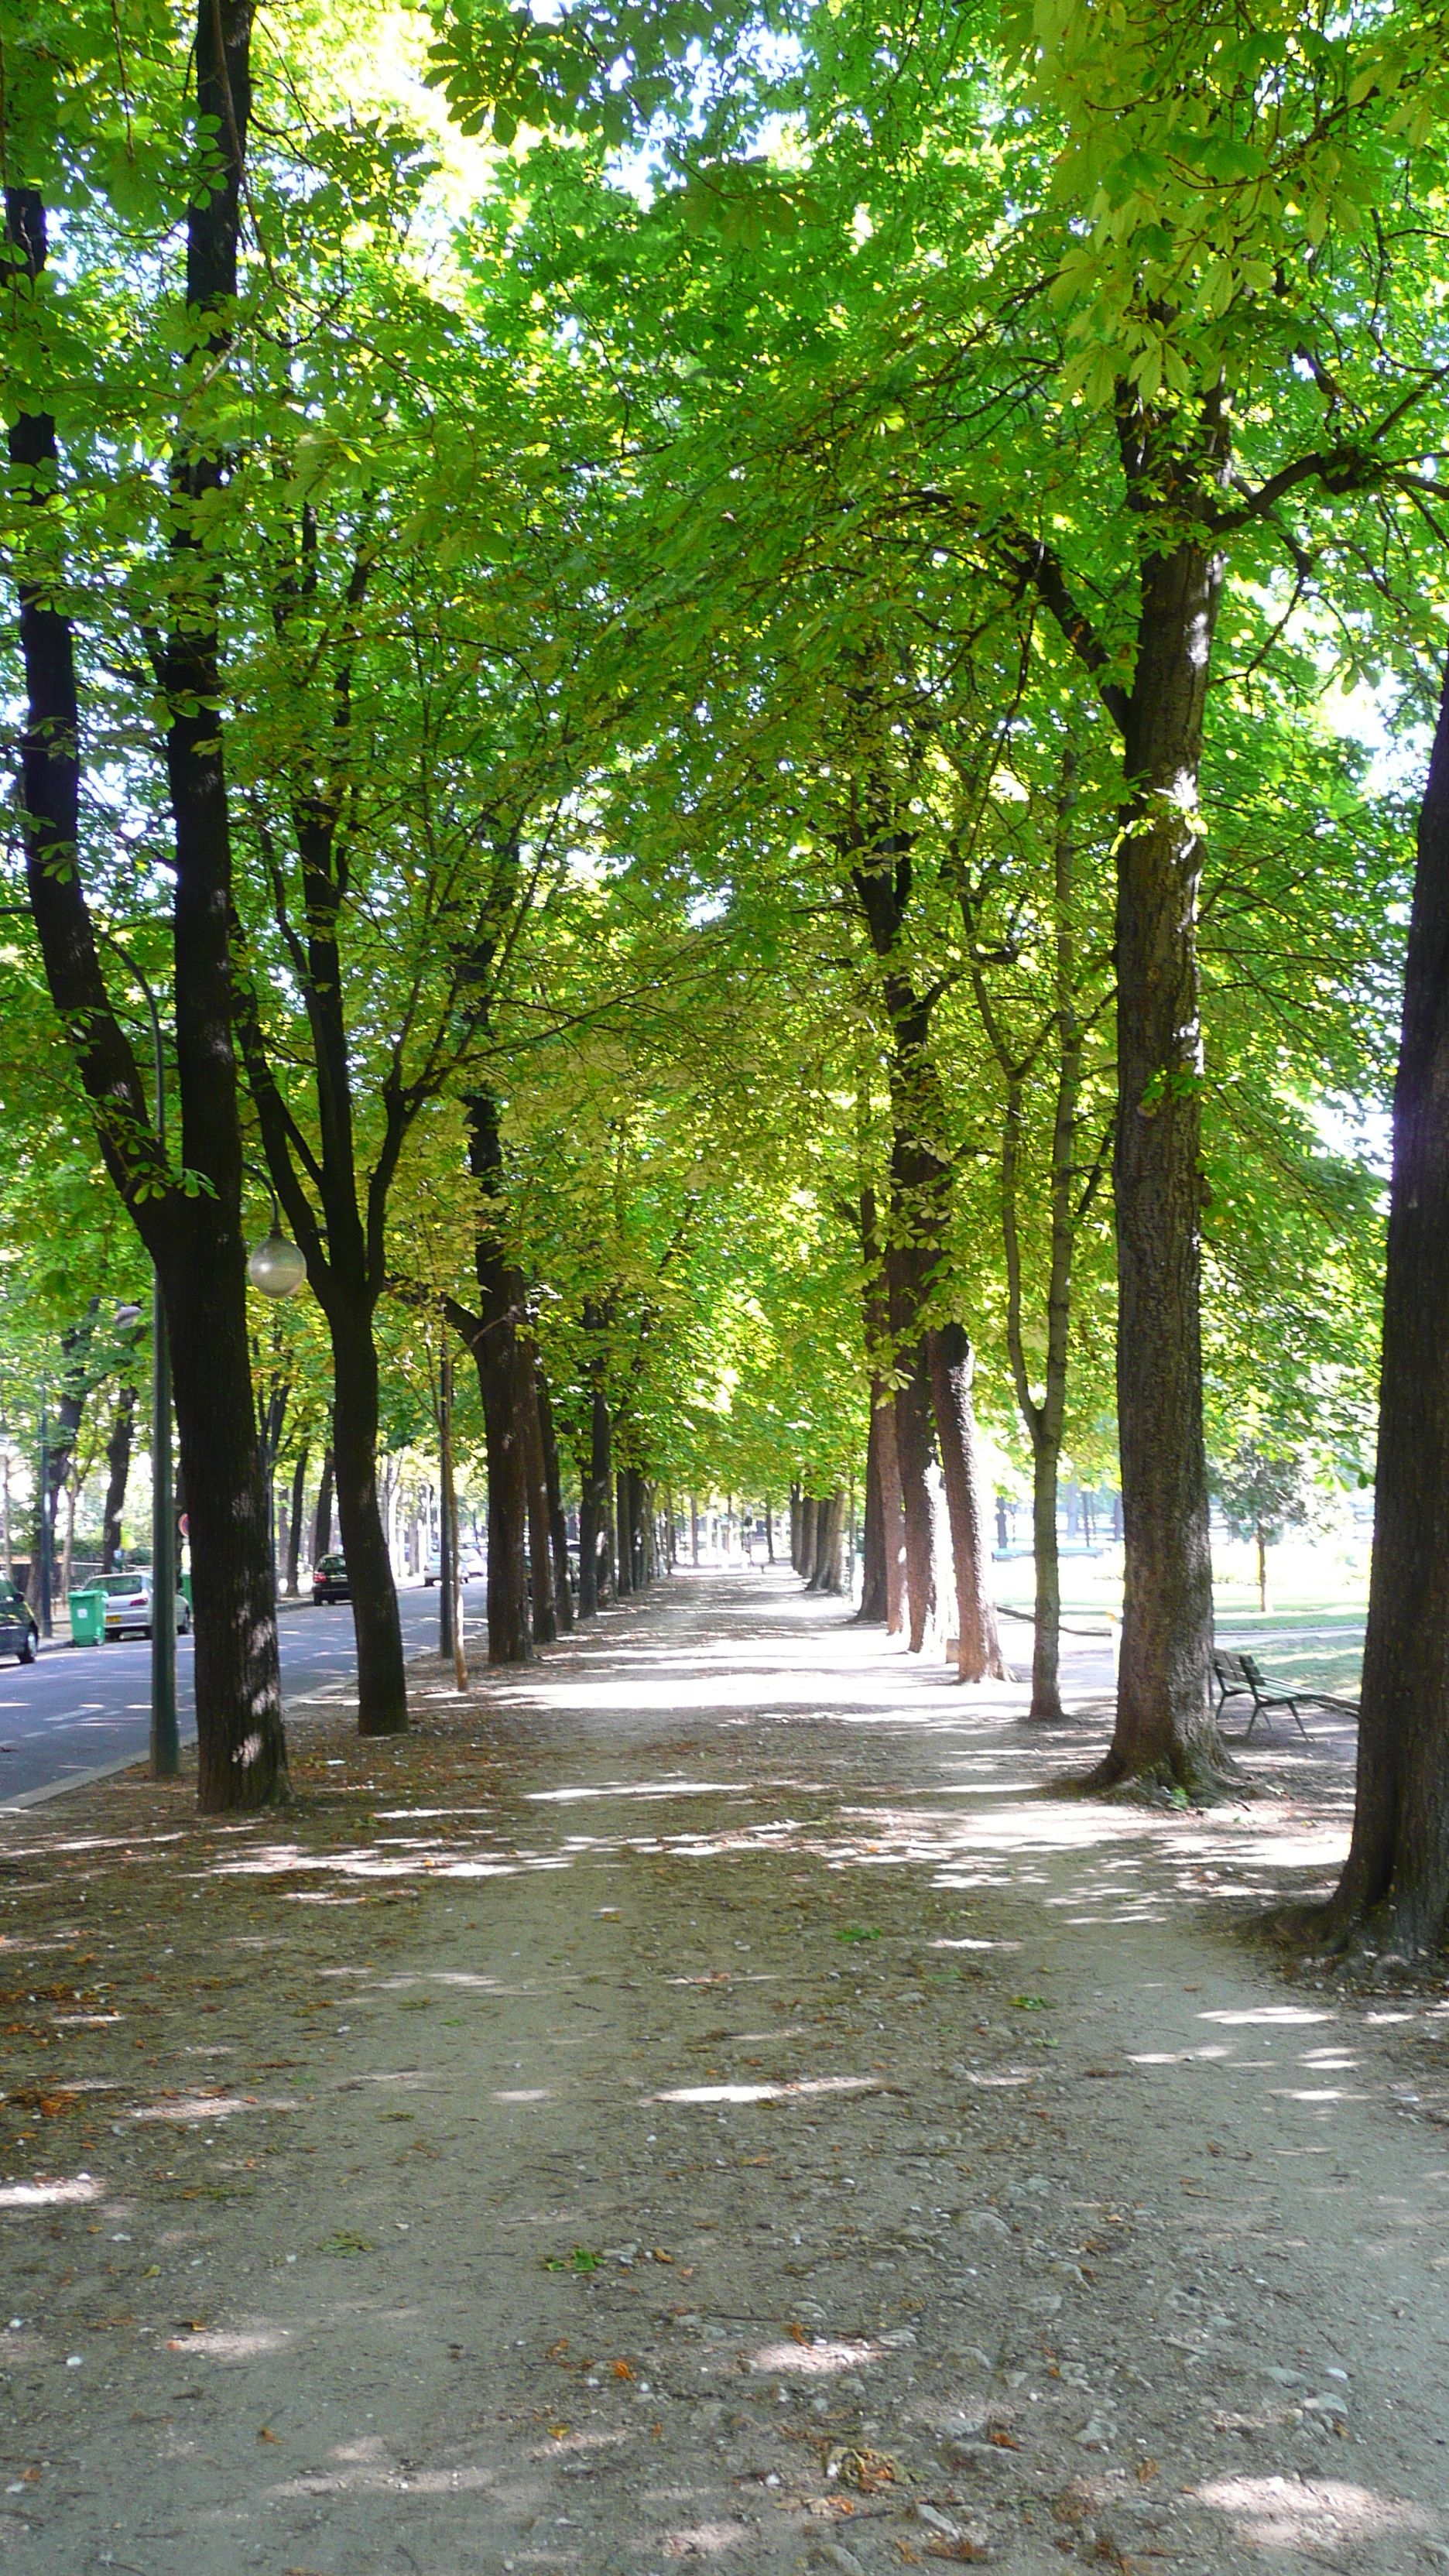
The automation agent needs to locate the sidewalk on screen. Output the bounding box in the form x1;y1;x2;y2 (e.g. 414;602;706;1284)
0;1572;1441;2574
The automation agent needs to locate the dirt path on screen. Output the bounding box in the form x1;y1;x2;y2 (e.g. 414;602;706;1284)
2;1570;1447;2575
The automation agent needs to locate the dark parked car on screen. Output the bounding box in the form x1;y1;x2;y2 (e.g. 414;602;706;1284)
312;1552;350;1605
0;1581;37;1664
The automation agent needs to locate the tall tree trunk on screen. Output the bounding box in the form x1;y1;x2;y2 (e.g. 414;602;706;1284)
690;1493;700;1566
5;47;283;1810
519;1349;557;1646
285;1444;308;1598
891;1317;939;1654
101;1387;136;1574
330;1307;406;1734
577;1303;611;1619
615;1473;634;1595
1098;533;1224;1789
797;1494;819;1587
1029;1431;1064;1721
536;1370;574;1634
313;1445;335;1564
812;1491;845;1595
445;1091;531;1664
1331;654;1449;1951
928;1324;1008;1682
628;1469;647;1589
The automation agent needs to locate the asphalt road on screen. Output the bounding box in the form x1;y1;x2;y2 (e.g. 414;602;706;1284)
0;1579;483;1804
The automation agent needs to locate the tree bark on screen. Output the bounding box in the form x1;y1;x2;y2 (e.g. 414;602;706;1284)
797;1494;819;1587
1331;653;1449;1952
812;1490;846;1594
313;1446;335;1564
5;23;285;1812
445;1091;531;1663
1098;524;1225;1788
331;1306;406;1732
536;1368;574;1635
928;1324;1008;1680
690;1492;700;1566
519;1348;557;1646
101;1387;136;1574
285;1444;308;1597
628;1469;647;1589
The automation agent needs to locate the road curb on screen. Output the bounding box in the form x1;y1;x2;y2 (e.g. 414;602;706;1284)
0;1740;196;1812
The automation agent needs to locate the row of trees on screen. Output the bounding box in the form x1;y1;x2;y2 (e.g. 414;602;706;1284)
2;0;1444;1947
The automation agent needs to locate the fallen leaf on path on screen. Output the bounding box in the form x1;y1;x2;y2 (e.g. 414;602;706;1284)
321;2232;372;2256
257;2427;280;2444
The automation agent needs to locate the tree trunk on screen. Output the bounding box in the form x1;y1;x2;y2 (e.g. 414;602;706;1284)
285;1444;308;1597
628;1469;647;1589
101;1387;136;1574
313;1447;335;1563
1257;1527;1269;1616
764;1499;774;1564
331;1307;407;1734
445;1092;531;1663
891;1322;938;1655
690;1493;700;1565
1029;1429;1064;1721
789;1484;800;1571
857;1186;893;1625
1098;529;1225;1789
928;1324;1008;1682
1331;654;1449;1951
615;1474;633;1594
518;1348;557;1646
6;73;285;1810
440;1352;468;1690
797;1494;819;1587
536;1371;574;1634
812;1490;845;1594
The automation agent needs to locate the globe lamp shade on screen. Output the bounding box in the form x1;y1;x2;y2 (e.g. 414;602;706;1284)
247;1227;307;1298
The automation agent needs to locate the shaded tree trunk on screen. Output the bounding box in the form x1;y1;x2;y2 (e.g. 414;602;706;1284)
444;1091;531;1664
690;1493;700;1565
891;1321;939;1655
101;1386;136;1574
797;1494;819;1587
286;1444;308;1598
1088;486;1226;1786
520;1349;557;1646
811;1490;845;1595
615;1474;634;1595
536;1370;574;1635
628;1469;647;1589
313;1447;335;1565
928;1324;1008;1681
577;1303;611;1619
6;79;283;1809
331;1311;406;1733
1331;653;1449;1953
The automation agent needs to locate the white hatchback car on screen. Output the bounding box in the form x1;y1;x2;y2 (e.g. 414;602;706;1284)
101;1574;193;1640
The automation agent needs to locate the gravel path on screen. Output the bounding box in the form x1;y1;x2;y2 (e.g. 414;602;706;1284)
0;1568;1446;2574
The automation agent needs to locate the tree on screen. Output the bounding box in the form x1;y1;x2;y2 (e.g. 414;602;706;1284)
3;0;283;1806
1331;657;1449;1955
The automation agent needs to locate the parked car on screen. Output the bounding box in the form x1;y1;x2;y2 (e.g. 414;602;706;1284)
312;1552;350;1605
0;1581;38;1664
101;1574;192;1641
424;1548;485;1584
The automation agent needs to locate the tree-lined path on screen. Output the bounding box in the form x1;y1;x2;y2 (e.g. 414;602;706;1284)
0;1574;1443;2573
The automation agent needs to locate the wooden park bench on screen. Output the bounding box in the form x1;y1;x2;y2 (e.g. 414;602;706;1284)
1211;1648;1314;1741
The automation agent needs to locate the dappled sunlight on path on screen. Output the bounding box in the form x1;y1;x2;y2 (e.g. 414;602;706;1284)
0;1567;1443;2576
